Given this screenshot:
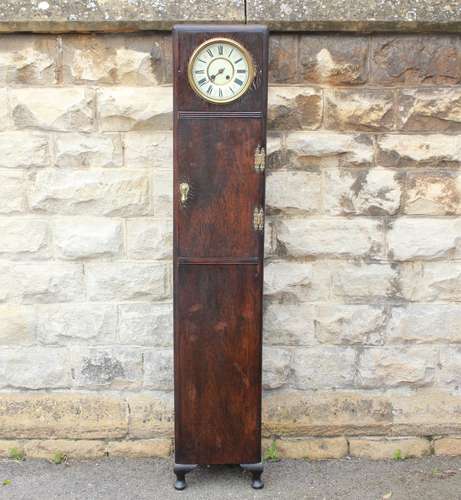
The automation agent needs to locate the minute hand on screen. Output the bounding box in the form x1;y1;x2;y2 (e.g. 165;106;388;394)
210;67;225;81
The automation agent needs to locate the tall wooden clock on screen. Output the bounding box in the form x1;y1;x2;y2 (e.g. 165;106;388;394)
172;25;268;490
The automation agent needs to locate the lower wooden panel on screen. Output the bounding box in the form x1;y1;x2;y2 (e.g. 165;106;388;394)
174;263;262;464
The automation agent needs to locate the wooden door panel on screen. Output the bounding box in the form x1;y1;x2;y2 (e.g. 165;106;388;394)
176;117;263;258
175;263;262;464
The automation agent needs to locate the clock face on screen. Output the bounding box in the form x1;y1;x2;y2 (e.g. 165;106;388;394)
188;38;255;104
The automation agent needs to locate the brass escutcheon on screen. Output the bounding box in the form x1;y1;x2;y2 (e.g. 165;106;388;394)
179;182;190;206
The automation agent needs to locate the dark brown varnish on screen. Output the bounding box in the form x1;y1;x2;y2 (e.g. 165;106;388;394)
173;25;268;466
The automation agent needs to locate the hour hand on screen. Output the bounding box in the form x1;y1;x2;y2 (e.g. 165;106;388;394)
210;68;225;81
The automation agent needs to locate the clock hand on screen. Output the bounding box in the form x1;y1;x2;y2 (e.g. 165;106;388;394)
210;67;225;81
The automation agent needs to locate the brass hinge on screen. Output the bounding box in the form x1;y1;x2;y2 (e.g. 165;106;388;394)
253;207;264;231
254;145;265;173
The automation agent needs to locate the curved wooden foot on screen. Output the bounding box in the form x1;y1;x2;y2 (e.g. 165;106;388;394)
241;462;264;489
174;463;197;490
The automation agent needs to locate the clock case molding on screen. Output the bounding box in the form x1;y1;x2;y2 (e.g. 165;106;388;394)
172;25;268;490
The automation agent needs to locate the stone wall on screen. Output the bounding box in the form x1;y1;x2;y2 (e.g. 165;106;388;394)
1;29;461;460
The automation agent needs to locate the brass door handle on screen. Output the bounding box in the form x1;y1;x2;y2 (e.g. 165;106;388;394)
179;182;190;206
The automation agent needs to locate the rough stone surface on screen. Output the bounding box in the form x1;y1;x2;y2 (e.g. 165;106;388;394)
0;170;26;214
0;218;50;259
0;305;35;345
126;218;172;259
126;393;174;438
349;437;431;459
263;347;292;389
124;131;172;169
107;439;171;458
143;349;173;391
0;131;49;168
274;437;348;460
24;439;106;459
434;437;461;456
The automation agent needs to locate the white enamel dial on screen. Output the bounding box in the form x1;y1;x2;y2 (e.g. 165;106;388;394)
188;38;255;104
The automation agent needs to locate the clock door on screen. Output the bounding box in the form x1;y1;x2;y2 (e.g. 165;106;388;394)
173;25;268;468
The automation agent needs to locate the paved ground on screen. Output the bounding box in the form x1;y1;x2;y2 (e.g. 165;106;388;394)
1;456;461;499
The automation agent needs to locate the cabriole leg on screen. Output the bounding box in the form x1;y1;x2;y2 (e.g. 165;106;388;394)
241;462;264;489
174;463;197;490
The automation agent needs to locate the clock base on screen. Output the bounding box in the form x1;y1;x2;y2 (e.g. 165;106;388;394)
173;463;197;490
241;462;264;489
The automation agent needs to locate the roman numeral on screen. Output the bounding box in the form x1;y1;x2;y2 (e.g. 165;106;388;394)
198;78;207;86
198;58;206;64
218;88;223;98
234;78;243;86
237;69;247;74
207;48;213;58
228;48;234;57
229;87;235;94
207;85;213;94
218;45;223;55
234;57;243;64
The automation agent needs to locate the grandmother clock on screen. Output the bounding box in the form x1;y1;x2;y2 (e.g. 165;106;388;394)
172;25;268;490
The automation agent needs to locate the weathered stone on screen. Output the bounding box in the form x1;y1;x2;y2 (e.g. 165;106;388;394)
0;170;26;214
434;437;461;456
0;348;71;389
152;168;173;218
29;169;150;216
269;34;298;83
98;87;172;131
405;170;461;215
349;437;431;459
24;439;106;459
377;134;461;167
286;132;373;168
268;87;322;130
0;218;50;258
387;304;461;344
388;217;461;260
0;34;57;84
266;170;321;215
329;261;399;301
0;89;9;131
326;89;394;131
275;217;383;258
0;305;35;345
0;131;49;168
10;87;94;131
143;349;173;391
126;218;172;259
439;347;461;389
36;304;117;345
86;262;169;301
119;303;173;347
127;392;174;438
55;133;123;168
398;88;461;131
324;167;401;216
372;35;461;85
358;347;436;388
400;262;461;302
0;262;84;304
266;133;284;170
263;303;316;346
263;347;292;389
0;393;128;439
0;440;23;458
71;348;143;389
124;131;172;169
54;217;123;259
292;347;356;390
107;439;171;458
315;305;386;346
298;35;368;85
275;437;348;460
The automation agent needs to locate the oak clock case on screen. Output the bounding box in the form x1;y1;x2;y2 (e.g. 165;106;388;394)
173;25;268;491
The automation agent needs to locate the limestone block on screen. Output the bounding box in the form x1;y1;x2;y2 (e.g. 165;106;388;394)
54;217;123;259
0;218;50;258
0;393;128;439
349;437;431;459
36;303;117;345
124;131;172;169
29;169;150;216
71;347;143;389
0;131;49;168
0;262;84;304
0;170;26;214
324;167;401;216
143;349;173;391
438;347;461;388
388;217;461;260
358;347;436;388
86;262;169;301
0;305;35;345
98;87;172;131
286;132;373;168
434;437;461;456
315;305;386;346
24;439;106;459
269;34;298;83
152;168;173;217
55;133;122;168
263;347;292;389
10;88;94;132
299;35;369;85
275;217;383;258
377;134;461;167
119;303;172;347
0;89;9;131
266;170;321;215
275;437;348;460
0;34;57;85
387;304;461;344
268;86;322;130
325;89;394;131
0;440;23;458
127;392;174;438
107;439;171;458
292;347;356;390
126;218;172;259
263;302;316;346
266;133;284;170
0;348;71;389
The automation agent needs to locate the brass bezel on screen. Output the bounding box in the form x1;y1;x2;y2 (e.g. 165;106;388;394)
187;37;255;104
